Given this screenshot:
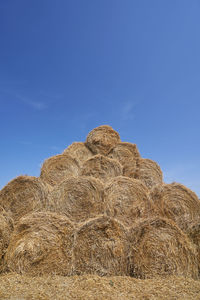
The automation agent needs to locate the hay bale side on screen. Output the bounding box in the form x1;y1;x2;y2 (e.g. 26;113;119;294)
86;125;121;155
4;212;75;276
40;154;80;186
0;207;14;273
108;142;140;168
47;176;105;224
104;176;152;227
81;155;123;183
63;142;93;166
73;216;129;276
128;217;198;279
149;183;200;231
0;176;48;222
133;158;163;189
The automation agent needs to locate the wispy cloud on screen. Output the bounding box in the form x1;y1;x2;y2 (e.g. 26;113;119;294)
15;94;47;110
121;101;136;121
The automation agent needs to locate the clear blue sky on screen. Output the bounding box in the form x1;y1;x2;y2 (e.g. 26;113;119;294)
0;0;199;197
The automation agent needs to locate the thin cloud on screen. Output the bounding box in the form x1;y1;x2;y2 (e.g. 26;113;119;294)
16;94;47;110
121;101;136;121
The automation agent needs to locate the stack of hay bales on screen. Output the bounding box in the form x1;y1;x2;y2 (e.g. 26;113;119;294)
0;124;200;280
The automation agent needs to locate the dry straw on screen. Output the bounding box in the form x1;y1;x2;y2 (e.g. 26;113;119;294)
40;154;80;186
149;182;200;231
86;125;121;155
0;176;49;222
81;155;123;183
73;215;129;276
133;158;163;189
128;217;198;279
108;142;140;168
104;176;152;227
5;211;75;276
0;207;13;273
47;176;105;224
63;142;93;166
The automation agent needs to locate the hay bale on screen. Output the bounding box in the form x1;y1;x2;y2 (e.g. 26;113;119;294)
81;155;123;183
0;207;14;272
108;142;140;168
149;183;200;231
0;176;49;222
73;215;129;276
47;176;105;224
186;220;200;274
86;125;121;155
128;217;198;279
133;158;163;189
4;212;75;276
63;142;93;166
40;154;80;186
104;176;152;227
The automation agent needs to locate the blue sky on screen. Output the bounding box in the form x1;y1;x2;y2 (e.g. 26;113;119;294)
0;0;199;197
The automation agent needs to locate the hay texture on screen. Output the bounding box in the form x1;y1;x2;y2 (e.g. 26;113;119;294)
104;176;151;227
81;155;123;183
0;207;13;272
128;217;198;279
149;182;200;231
108;142;140;168
86;125;121;155
63;142;93;166
133;158;163;189
5;212;75;276
47;176;105;224
0;176;48;222
73;216;129;276
40;154;80;186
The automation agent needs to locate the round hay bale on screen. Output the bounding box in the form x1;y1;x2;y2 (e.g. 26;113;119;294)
63;142;93;166
0;176;49;222
86;125;121;155
104;176;152;227
40;154;80;186
128;217;198;279
108;142;140;168
5;212;75;276
0;207;14;272
73;215;129;276
47;176;105;224
186;220;200;274
81;155;123;183
134;158;163;189
149;183;200;231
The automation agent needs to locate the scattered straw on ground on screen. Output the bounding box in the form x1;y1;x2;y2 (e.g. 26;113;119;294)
40;154;80;186
0;273;200;300
62;142;93;166
73;215;129;276
86;125;121;155
128;217;198;279
104;176;152;227
81;155;123;183
0;176;48;222
149;182;200;231
46;176;105;224
134;158;163;189
4;212;75;276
